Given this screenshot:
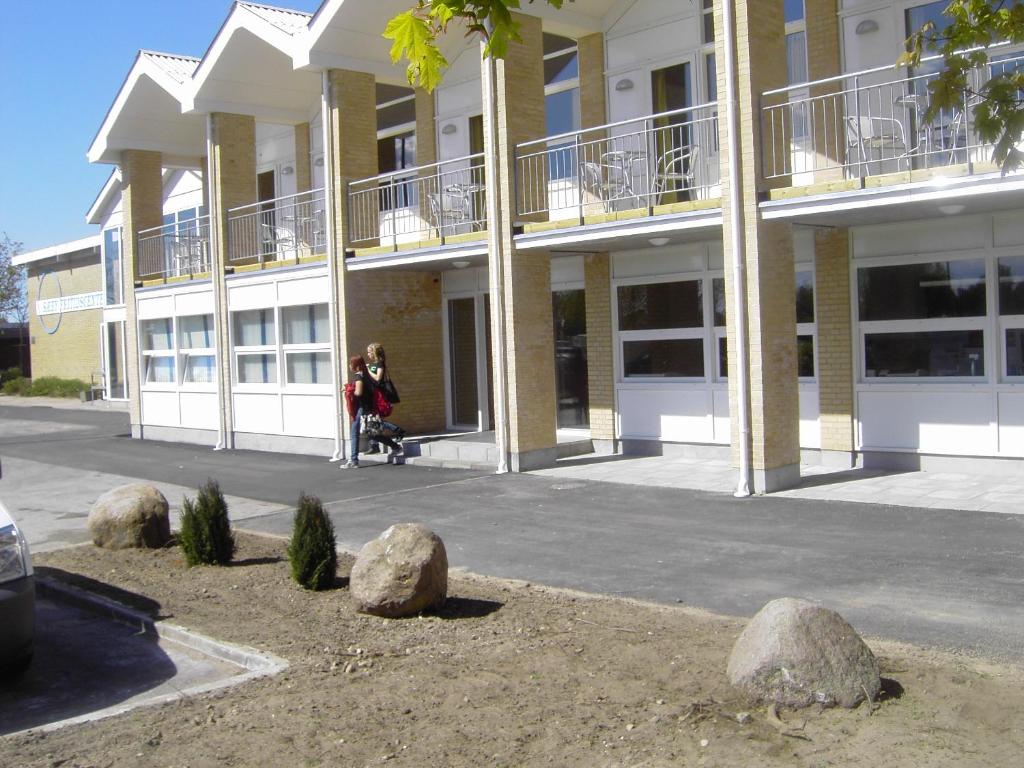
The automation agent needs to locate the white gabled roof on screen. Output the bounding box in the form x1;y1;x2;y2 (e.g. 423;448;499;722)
239;1;313;35
87;49;206;166
12;235;103;267
85;169;123;225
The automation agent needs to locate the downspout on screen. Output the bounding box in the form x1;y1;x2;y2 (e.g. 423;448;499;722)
482;41;510;474
722;0;752;497
206;113;227;451
322;70;344;462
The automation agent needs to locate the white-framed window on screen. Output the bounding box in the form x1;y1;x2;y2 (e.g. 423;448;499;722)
711;267;815;381
544;32;580;181
233;308;278;385
616;277;707;380
281;303;331;387
377;83;418;210
785;0;809;142
140;318;175;385
857;256;987;379
179;314;216;386
103;227;123;306
997;255;1024;378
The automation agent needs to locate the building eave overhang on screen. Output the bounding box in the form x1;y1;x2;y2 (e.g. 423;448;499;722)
13;235;103;267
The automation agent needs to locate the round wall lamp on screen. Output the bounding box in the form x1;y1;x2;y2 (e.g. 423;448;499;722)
855;19;879;35
615;78;634;92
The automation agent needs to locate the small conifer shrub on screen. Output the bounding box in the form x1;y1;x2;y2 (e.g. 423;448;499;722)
179;480;235;566
288;493;337;590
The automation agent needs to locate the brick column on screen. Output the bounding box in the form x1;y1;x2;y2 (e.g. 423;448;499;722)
716;0;801;492
488;13;557;470
120;149;163;436
584;252;615;453
326;70;377;442
294;122;311;193
578;33;606;130
209;112;257;447
805;0;845;175
814;227;855;465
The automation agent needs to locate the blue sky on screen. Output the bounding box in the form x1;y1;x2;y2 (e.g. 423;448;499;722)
0;0;323;252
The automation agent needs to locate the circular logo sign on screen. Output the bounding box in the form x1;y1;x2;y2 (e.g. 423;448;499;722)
36;270;63;335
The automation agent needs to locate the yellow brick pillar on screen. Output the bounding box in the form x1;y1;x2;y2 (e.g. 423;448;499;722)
209;112;257;447
120;149;163;436
325;69;377;447
487;12;557;470
294;122;311;193
716;0;801;492
814;227;855;466
805;0;846;176
584;252;615;453
578;33;606;130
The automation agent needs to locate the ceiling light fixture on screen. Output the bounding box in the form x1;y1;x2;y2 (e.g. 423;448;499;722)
648;237;670;247
452;260;470;269
938;204;965;216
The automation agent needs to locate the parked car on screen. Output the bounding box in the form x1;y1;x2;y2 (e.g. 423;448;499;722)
0;499;35;676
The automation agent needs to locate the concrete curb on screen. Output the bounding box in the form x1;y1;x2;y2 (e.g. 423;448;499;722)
11;578;289;737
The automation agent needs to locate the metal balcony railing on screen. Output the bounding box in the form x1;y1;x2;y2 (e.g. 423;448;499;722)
515;104;720;221
761;51;1024;181
137;216;211;280
347;153;487;248
227;188;326;264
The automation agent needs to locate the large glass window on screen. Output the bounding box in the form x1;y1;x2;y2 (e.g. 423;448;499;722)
281;304;331;386
233;309;277;385
179;314;215;385
103;227;122;305
140;319;175;385
858;260;986;321
858;258;986;379
998;256;1024;377
617;279;705;380
544;33;580;181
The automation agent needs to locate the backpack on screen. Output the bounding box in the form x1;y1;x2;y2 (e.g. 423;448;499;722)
373;385;393;418
342;382;359;419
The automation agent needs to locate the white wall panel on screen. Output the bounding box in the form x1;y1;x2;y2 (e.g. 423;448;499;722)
137;295;175;320
618;387;715;442
174;290;214;316
179;392;219;430
858;389;994;454
612;243;709;278
997;392;1024;456
551;255;584;285
228;281;277;310
278;274;329;305
711;388;730;444
994;211;1024;248
607;18;696;72
234;393;283;434
852;216;988;259
799;387;821;449
141;391;180;427
282;394;336;439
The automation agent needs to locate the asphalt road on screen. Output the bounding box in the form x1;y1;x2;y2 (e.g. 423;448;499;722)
2;403;1022;662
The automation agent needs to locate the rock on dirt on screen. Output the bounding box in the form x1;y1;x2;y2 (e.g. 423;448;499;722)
87;483;171;550
726;597;881;709
350;523;447;618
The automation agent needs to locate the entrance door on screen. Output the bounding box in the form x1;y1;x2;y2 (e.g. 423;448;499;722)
103;321;127;400
552;289;588;428
650;61;695;203
445;294;493;430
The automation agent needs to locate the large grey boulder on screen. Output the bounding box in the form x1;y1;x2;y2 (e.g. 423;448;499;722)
88;483;171;550
726;597;880;709
350;524;447;617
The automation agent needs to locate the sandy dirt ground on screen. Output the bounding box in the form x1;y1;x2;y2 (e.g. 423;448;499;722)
6;532;1022;767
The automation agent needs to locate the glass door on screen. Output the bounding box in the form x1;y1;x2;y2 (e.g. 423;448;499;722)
104;321;127;400
553;289;588;428
650;61;694;204
446;293;494;430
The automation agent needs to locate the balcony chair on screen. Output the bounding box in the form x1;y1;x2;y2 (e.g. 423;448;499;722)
261;222;298;261
845;115;910;174
580;160;632;212
651;144;701;204
428;186;474;236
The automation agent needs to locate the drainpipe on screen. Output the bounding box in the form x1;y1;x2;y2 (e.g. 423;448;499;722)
482;40;510;474
322;70;344;462
722;0;752;497
207;113;227;452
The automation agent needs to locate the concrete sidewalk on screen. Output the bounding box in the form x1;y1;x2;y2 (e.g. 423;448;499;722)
1;403;1022;663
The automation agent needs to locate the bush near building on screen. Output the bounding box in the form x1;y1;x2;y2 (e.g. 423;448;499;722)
288;493;337;591
179;480;235;567
1;374;89;398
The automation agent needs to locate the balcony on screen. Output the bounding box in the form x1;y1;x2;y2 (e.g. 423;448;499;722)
137;216;211;282
514;104;721;236
760;53;1023;194
347;154;487;255
227;189;326;268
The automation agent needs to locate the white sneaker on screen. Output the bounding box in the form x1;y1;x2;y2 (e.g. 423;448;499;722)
341;459;359;469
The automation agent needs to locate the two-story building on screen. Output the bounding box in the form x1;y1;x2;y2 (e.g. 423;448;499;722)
64;0;1024;490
